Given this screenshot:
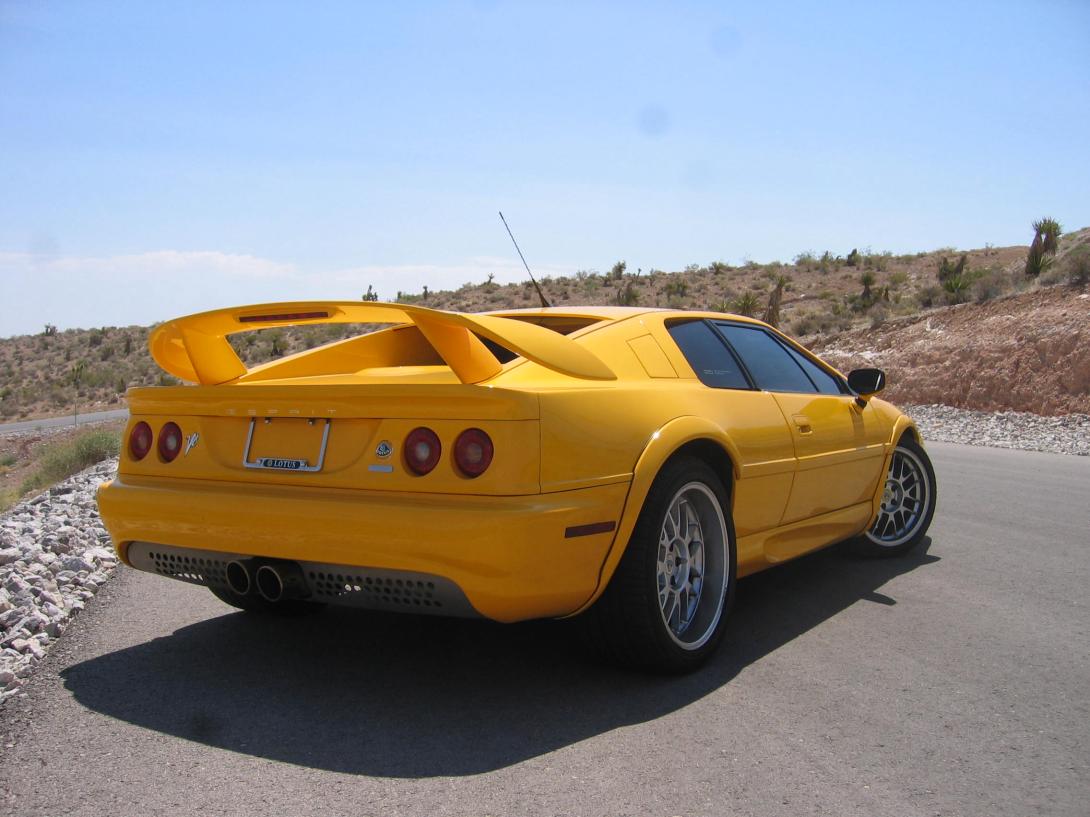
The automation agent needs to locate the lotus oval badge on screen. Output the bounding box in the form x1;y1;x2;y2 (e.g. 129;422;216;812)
376;440;393;458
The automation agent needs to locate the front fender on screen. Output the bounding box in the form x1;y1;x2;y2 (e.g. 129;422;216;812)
863;410;923;529
568;415;740;616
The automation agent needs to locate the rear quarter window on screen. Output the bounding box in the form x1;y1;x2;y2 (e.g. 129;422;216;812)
667;321;750;389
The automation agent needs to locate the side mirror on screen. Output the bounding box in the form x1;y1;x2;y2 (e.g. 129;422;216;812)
847;368;886;404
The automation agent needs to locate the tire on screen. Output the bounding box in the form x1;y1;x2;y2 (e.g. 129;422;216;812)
582;456;736;673
851;436;937;557
208;585;326;616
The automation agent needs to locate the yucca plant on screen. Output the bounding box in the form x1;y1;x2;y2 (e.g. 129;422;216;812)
731;292;761;317
1025;217;1063;277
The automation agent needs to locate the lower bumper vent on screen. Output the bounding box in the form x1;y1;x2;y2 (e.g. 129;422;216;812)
125;542;478;617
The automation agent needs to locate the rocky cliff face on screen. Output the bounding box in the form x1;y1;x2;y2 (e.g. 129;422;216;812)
811;287;1090;416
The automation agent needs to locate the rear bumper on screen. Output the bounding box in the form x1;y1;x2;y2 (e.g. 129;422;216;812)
96;474;629;622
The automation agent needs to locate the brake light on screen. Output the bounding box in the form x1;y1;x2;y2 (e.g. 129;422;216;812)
404;427;441;475
158;422;183;463
454;428;493;478
129;421;153;461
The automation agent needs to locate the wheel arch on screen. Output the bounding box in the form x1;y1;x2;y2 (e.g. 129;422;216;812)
569;416;739;616
862;413;924;531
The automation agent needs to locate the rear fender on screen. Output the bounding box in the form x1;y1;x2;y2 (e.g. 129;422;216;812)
569;416;740;615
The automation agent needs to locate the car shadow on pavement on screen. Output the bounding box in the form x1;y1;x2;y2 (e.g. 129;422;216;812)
62;538;937;777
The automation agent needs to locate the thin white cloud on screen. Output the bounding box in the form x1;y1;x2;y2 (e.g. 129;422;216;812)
0;250;574;337
0;250;295;280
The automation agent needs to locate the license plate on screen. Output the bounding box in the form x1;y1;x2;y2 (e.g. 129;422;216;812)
257;457;309;471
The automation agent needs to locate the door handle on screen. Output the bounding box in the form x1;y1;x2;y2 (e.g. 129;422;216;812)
792;414;813;434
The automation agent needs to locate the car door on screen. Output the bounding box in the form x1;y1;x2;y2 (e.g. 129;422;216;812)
712;322;888;525
664;320;796;540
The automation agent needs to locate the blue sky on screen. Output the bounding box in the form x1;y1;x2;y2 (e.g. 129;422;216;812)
2;0;1088;336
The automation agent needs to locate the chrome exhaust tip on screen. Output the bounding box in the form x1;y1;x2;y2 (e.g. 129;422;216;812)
255;561;309;603
225;559;253;596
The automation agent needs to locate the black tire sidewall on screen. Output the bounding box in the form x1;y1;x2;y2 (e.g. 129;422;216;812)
622;456;737;671
857;436;937;557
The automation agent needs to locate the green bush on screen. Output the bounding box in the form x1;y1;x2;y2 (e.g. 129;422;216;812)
20;428;120;495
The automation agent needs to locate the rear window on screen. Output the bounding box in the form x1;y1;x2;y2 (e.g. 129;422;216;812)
667;321;750;389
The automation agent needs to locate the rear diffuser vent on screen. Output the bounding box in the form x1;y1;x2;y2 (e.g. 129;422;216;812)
309;571;442;609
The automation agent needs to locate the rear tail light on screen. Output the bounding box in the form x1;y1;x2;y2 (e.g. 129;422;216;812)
454;428;493;478
158;422;183;462
129;421;153;461
404;427;441;475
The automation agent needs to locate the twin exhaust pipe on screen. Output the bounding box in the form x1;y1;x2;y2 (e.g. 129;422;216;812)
226;558;310;603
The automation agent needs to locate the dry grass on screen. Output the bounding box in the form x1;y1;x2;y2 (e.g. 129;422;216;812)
0;423;122;513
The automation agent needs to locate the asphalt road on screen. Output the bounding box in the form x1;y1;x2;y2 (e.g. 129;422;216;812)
0;408;128;434
1;442;1088;817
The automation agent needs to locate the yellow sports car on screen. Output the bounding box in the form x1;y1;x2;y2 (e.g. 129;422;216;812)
96;301;936;671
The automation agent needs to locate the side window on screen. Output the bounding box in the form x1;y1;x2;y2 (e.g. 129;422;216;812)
667;321;750;389
715;323;816;393
781;344;846;395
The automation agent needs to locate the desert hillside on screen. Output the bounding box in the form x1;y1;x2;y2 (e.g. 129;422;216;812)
1;225;1087;420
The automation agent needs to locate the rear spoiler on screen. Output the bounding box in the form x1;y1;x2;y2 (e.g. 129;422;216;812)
148;301;616;385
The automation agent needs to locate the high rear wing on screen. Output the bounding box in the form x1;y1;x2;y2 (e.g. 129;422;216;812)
148;301;616;385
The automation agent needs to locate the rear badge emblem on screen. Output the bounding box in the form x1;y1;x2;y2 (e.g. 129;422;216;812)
184;433;199;456
376;440;392;458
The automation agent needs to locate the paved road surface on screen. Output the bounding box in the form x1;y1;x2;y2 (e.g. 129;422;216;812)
0;408;128;434
1;442;1088;816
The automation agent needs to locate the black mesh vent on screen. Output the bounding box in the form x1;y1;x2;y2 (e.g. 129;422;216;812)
308;570;442;608
149;550;229;587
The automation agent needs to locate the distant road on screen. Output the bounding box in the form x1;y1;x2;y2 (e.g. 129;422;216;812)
0;408;128;434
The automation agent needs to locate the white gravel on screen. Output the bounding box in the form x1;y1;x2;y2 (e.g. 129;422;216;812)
902;404;1090;457
0;458;118;705
0;402;1087;705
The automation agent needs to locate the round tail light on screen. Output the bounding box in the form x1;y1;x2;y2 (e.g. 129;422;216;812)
129;421;153;461
404;427;441;475
158;422;183;462
454;428;493;478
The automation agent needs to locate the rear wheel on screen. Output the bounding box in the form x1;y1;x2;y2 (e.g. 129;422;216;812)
852;436;937;557
583;457;735;673
208;585;326;616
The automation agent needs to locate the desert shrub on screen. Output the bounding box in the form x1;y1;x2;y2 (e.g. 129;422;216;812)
818;251;838;273
663;279;689;298
1061;244;1090;285
615;280;639;306
609;260;627;280
888;271;908;288
708;261;730;275
845;249;860;267
971;266;1007;303
915;286;944;308
794;251;817;269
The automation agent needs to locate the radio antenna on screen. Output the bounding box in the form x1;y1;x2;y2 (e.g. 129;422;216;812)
499;211;551;308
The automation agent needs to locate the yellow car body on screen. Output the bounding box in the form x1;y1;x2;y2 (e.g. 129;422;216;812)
97;302;925;634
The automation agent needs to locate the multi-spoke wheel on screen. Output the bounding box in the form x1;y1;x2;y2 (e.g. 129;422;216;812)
854;436;937;557
582;456;735;672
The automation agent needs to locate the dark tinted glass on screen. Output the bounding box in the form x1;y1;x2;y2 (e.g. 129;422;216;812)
667;321;750;389
715;324;815;393
782;344;844;395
